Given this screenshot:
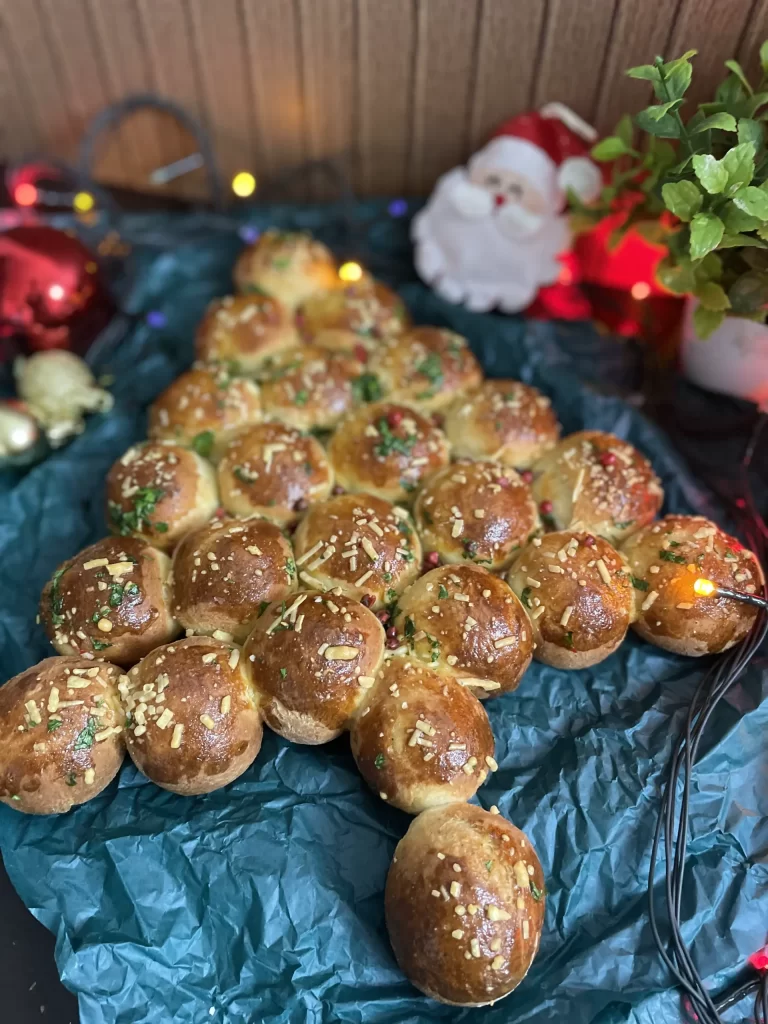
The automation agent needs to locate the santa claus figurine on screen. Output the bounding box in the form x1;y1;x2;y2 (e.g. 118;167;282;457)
412;104;603;313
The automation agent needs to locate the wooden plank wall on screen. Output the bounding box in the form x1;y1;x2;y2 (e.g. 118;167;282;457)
2;0;768;200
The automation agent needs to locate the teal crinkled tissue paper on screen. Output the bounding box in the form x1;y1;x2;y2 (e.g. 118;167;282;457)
0;203;766;1024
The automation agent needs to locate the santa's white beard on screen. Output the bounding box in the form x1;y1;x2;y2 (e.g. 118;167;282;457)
413;169;570;313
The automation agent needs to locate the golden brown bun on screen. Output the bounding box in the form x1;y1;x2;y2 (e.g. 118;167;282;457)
195;293;300;372
244;591;385;744
414;461;540;572
233;230;339;310
393;565;532;698
40;537;179;666
369;327;483;412
0;656;125;814
530;430;663;543
350;658;494;815
106;441;219;552
122;636;262;795
385;803;545;1006
507;531;634;669
259;345;363;432
292;494;422;608
147;365;261;458
444;381;560;469
328;402;450;504
297;279;409;356
217;423;333;526
621;514;764;656
171;516;297;643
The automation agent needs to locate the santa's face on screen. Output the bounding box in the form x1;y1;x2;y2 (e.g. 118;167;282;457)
468;164;550;238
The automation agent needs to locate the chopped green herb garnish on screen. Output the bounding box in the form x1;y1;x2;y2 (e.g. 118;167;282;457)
92;639;111;651
404;617;416;641
279;668;287;679
382;572;392;582
65;773;77;787
374;418;417;459
295;389;309;406
415;352;444;396
386;588;398;603
374;753;386;769
428;634;440;663
562;631;574;649
154;522;169;533
11;795;20;802
631;575;649;591
50;567;66;626
724;550;738;560
614;519;635;530
352;373;383;403
485;860;493;872
400;547;414;563
108;583;125;608
285;558;296;579
520;587;532;608
109;486;165;536
660;550;687;564
191;430;215;458
234;466;252;484
397;518;412;537
530;880;544;902
74;717;98;751
47;718;62;733
438;585;450;600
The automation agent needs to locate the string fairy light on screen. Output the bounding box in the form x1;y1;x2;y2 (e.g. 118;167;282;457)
338;261;363;282
693;576;768;610
231;171;257;198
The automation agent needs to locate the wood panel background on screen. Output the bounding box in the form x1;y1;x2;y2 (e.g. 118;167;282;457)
2;0;768;200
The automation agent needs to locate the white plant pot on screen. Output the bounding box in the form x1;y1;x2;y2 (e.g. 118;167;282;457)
681;299;768;406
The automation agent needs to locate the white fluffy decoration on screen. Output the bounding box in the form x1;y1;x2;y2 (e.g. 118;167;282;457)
14;350;113;447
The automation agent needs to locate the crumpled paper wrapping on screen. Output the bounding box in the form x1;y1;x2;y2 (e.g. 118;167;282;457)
0;205;766;1024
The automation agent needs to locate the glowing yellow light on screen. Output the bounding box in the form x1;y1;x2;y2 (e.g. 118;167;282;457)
232;171;257;198
693;578;716;597
48;284;65;301
73;191;95;213
631;282;651;300
338;261;363;283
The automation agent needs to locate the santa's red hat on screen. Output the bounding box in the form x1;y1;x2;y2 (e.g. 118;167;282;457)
472;103;603;209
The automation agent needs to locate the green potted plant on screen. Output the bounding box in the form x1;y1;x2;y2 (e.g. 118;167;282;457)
574;45;768;403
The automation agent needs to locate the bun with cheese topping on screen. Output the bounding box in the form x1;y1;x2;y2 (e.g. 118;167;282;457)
385;802;545;1005
350;657;495;815
0;656;125;814
297;278;408;356
507;531;634;669
233;230;338;311
121;636;262;795
195;293;299;372
259;344;363;432
243;591;385;744
621;514;764;656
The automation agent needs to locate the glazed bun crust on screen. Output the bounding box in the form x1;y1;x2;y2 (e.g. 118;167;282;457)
40;536;179;666
147;365;261;456
122;637;262;795
0;656;124;814
385;803;545;1006
621;514;764;656
292;494;422;608
106;441;219;552
370;327;483;412
531;430;663;544
195;293;299;372
350;658;494;815
244;591;385;744
394;565;532;698
297;279;409;355
414;461;540;572
233;230;339;310
171;516;297;642
444;381;560;469
328;402;450;504
507;531;634;669
217;423;333;525
259;344;363;432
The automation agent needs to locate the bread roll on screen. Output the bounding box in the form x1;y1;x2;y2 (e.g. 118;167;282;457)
259;344;362;432
292;494;422;609
233;230;338;310
297;279;408;357
39;536;179;665
328;402;450;504
0;656;125;814
350;657;494;815
217;423;333;526
444;381;560;468
414;461;540;572
530;430;663;543
621;514;764;656
243;591;385;744
121;636;262;795
393;565;532;698
369;327;483;412
195;293;299;372
507;531;634;669
385;803;545;1006
172;516;297;642
147;365;261;458
106;441;219;552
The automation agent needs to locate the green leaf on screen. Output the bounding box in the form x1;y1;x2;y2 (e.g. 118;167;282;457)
634;220;669;245
723;203;762;232
693;154;728;194
352;372;383;403
649;138;677;169
728;271;768;315
663;59;693;101
614;114;634;147
696;252;723;281
626;63;662;83
732;185;768;219
191;430;215;458
74;716;98;751
690;112;737;133
645;100;683;121
760;40;768;74
591;136;631;161
693;305;726;339
689;212;725;260
661;181;702;222
719;232;768;248
635;109;680;139
724;60;753;96
695;281;730;311
738;118;764;151
722;142;756;193
656;260;696;294
758;223;768;241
